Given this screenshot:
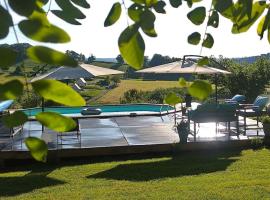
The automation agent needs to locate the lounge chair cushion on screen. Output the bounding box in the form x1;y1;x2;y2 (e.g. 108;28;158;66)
231;94;246;102
252;96;269;112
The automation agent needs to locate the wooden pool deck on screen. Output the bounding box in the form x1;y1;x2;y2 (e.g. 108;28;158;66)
0;114;265;161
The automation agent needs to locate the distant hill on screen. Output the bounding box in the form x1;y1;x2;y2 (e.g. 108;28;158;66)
233;53;270;63
95;58;117;63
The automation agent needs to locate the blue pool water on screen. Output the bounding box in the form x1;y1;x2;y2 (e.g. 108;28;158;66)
22;104;174;117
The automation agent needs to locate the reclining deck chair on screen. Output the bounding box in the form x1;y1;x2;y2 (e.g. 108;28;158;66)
238;96;269;135
0;100;24;149
225;94;246;104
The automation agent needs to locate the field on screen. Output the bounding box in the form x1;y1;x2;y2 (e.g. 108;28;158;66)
1;148;270;199
97;80;180;104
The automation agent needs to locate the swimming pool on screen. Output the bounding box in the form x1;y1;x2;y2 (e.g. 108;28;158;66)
22;104;174;117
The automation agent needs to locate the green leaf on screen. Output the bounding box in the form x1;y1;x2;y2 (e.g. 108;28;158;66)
131;0;145;4
55;0;86;19
184;0;202;7
232;1;266;33
207;11;219;28
131;0;158;7
19;11;70;43
128;3;144;22
27;46;77;66
240;0;253;19
179;77;187;88
169;0;182;8
38;0;49;6
197;56;209;66
36;112;77;132
187;32;201;45
104;2;122;27
32;79;86;106
164;93;182;106
257;9;270;39
8;0;35;16
52;0;88;24
185;0;193;8
268;28;270;44
188;80;213;100
8;0;44;16
187;6;206;25
145;0;158;7
153;1;166;13
212;0;234;19
51;10;81;25
139;10;157;37
25;137;48;162
257;16;267;39
0;47;18;68
2;111;28;128
70;0;90;8
202;33;214;48
0;80;23;100
0;6;12;39
118;24;145;69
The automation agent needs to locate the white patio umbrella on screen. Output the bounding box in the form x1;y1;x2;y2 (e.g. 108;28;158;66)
31;64;124;82
31;64;124;132
137;60;195;73
137;60;231;103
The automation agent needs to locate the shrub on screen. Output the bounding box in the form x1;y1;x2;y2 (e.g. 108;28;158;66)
97;76;110;86
120;89;146;103
111;75;121;84
120;88;185;104
84;85;104;90
261;116;270;124
14;92;41;109
218;57;270;102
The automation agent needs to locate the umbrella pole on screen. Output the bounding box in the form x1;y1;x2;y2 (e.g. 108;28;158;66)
41;97;44;132
215;74;218;104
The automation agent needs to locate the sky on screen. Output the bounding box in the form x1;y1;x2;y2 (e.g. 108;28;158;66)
1;0;270;59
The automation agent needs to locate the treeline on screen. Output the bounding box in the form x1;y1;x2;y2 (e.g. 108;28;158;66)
66;50;181;68
65;50;96;64
202;56;270;102
0;43;31;66
115;53;180;67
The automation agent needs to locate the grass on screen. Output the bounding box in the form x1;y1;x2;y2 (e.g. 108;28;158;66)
97;80;180;104
0;148;270;199
80;89;104;103
0;73;25;84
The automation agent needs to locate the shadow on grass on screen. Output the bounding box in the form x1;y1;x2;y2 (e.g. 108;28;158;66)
0;166;65;197
88;149;241;182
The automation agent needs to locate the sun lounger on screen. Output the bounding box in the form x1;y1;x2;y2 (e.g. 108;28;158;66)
238;96;269;135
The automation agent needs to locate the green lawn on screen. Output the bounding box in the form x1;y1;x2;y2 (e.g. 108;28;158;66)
1;148;270;199
97;80;180;104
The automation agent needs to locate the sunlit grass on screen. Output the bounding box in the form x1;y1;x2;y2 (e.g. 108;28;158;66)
0;148;270;199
